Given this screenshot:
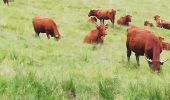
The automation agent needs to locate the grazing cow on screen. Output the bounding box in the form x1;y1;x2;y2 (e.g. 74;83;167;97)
84;24;108;44
158;37;170;50
3;0;8;6
144;21;153;27
88;17;97;24
117;15;132;26
154;15;170;29
126;26;168;71
32;16;61;39
88;9;116;25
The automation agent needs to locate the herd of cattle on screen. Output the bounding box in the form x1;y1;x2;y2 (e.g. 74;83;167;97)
3;1;170;72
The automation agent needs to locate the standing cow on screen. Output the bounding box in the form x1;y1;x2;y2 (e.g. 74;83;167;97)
32;16;61;40
84;24;108;44
126;26;168;72
117;15;132;26
88;9;116;25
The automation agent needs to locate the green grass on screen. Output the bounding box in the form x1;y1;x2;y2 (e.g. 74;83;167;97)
1;0;170;99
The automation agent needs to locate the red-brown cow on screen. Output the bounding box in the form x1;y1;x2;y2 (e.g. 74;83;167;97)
126;26;168;72
154;15;170;29
32;16;61;39
117;15;132;26
88;17;97;24
3;0;8;6
144;21;153;27
88;9;116;25
84;24;108;44
163;42;170;50
158;37;170;50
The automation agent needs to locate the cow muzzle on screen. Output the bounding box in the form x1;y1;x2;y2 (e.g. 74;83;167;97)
55;35;60;39
146;57;169;65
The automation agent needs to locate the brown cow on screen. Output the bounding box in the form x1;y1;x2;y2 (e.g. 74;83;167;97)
88;17;97;24
117;15;132;26
158;37;170;50
84;24;108;44
144;21;153;27
3;0;8;6
126;26;168;72
163;42;170;50
32;16;61;39
88;9;116;25
154;15;170;29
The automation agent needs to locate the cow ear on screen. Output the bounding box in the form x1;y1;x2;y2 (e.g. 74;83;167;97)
158;36;164;41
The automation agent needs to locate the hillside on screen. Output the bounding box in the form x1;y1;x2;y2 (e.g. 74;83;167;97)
0;0;170;99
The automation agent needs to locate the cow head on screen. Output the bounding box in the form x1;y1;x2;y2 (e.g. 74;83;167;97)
144;21;153;27
96;24;108;36
145;36;169;71
54;28;61;40
88;17;97;23
154;15;160;21
126;15;132;22
55;34;60;40
88;9;97;17
158;36;164;42
144;21;149;26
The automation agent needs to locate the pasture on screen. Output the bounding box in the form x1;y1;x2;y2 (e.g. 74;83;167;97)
0;0;170;99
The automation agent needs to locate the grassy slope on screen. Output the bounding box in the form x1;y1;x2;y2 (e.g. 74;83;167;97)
0;0;170;99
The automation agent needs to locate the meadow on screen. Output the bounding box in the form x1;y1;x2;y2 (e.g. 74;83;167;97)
0;0;170;99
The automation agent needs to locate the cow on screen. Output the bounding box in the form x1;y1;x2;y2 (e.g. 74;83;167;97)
144;21;153;27
32;16;61;40
84;24;108;44
154;15;170;29
88;9;116;25
88;17;97;24
162;42;170;50
3;0;8;6
126;26;168;72
117;15;132;26
154;15;166;23
158;37;170;50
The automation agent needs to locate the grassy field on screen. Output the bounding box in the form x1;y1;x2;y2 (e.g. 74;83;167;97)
1;0;170;99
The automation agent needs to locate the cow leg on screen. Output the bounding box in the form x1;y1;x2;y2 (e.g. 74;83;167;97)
127;49;131;62
46;33;50;39
100;19;103;24
35;32;40;37
102;19;104;24
135;54;140;66
111;16;115;25
7;0;9;6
